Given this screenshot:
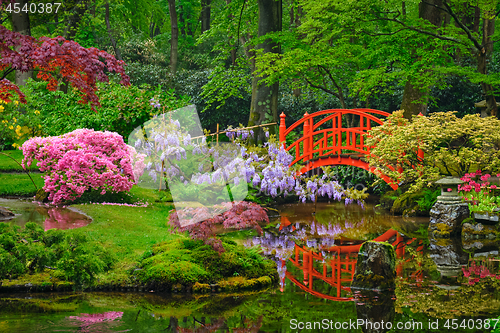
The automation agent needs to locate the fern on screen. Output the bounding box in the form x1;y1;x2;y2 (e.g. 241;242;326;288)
416;189;440;211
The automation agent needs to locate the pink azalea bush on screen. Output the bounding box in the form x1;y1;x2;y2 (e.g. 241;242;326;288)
21;129;145;205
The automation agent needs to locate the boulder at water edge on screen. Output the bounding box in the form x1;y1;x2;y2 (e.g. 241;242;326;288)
351;241;396;291
34;188;49;203
0;206;14;219
428;202;469;238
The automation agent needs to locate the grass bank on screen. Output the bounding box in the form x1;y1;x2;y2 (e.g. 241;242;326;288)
0;149;42;197
0;170;277;292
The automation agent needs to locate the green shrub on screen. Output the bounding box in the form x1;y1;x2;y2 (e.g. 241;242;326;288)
13;78;189;140
134;237;276;286
0;247;25;278
0;223;113;285
416;188;440;211
367;111;500;192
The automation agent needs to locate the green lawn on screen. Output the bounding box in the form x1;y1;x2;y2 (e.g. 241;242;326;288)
0;184;276;289
0;172;43;196
0;149;39;172
75;199;177;285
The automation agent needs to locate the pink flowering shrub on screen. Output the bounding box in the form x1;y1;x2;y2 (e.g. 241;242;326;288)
459;170;500;213
459;170;499;193
169;201;269;253
462;260;500;285
21;129;145;205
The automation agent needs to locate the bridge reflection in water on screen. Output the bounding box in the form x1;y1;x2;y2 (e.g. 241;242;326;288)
277;216;424;301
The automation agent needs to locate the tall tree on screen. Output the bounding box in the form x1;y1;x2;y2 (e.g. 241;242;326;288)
248;0;282;141
372;0;500;117
63;0;90;40
105;1;122;61
201;0;211;33
11;0;32;87
400;0;447;118
168;0;179;75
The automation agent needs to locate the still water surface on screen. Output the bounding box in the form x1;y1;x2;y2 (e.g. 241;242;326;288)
0;198;92;230
1;201;500;332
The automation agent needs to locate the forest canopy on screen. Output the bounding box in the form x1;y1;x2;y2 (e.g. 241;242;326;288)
1;0;500;134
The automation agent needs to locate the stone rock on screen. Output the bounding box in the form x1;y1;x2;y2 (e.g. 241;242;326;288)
379;190;397;210
462;222;500;240
34;188;49;203
429;237;468;274
0;206;14;219
351;241;396;291
355;289;395;333
391;191;425;216
428;202;469;237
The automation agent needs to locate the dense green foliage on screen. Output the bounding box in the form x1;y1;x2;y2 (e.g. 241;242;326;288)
0;223;113;285
3;0;500;147
10;79;189;141
367;111;500;191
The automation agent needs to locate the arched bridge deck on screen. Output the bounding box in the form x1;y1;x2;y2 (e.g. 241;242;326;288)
279;108;398;189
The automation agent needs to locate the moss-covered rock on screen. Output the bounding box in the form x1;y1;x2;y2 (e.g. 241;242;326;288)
351;241;396;291
218;276;273;291
192;282;211;293
379;190;398;210
133;237;277;290
429;202;469;238
462;222;500;240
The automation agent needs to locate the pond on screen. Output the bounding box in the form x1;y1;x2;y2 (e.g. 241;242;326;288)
0;198;92;230
1;200;500;332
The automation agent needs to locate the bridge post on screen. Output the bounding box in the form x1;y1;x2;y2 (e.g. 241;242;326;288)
303;112;310;161
417;147;424;161
279;112;286;148
417;112;425;163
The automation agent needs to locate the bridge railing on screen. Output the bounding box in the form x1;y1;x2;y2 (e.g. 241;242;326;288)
284;230;415;301
279;109;390;164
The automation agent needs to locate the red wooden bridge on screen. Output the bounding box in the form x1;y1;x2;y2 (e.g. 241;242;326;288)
278;217;424;301
279;109;399;189
284;230;424;301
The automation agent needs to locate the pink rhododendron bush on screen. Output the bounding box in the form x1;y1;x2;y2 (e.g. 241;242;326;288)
21;129;145;205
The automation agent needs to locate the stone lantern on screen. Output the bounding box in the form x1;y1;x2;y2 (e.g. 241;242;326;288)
435;176;464;204
429;176;469;238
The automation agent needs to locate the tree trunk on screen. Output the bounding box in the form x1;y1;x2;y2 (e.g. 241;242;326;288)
400;81;427;118
225;0;237;66
11;0;32;86
201;0;211;33
291;2;302;97
179;5;186;36
401;0;445;119
479;13;497;117
168;0;179;76
248;0;282;142
63;0;89;40
105;2;122;61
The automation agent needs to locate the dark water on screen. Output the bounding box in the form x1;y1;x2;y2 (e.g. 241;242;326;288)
0;198;92;230
1;201;500;332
